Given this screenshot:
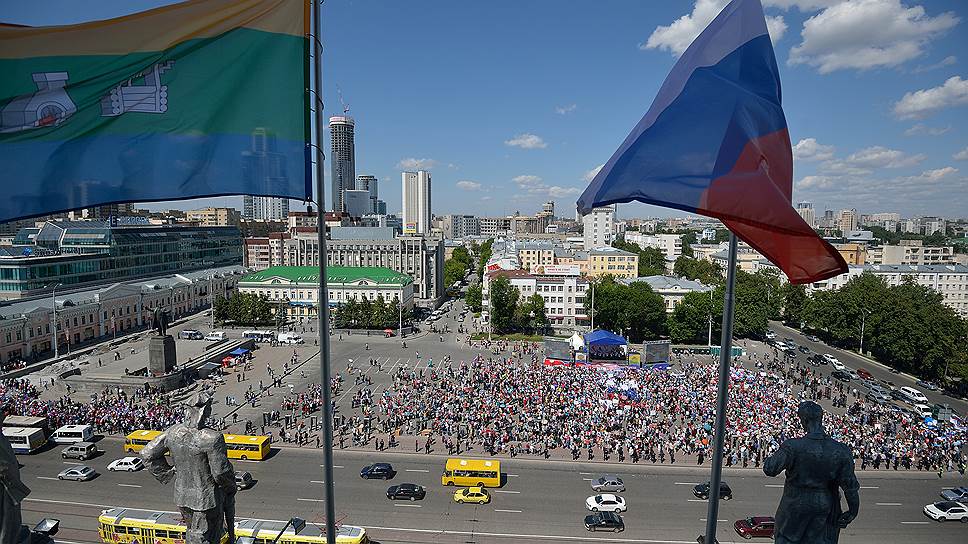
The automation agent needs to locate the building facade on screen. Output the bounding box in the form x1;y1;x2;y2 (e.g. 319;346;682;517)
625;232;683;260
186;207;241;227
807;264;968;317
796;202;816;228
440;215;480;239
620;275;713;313
242;196;289;221
237;265;414;323
330;116;356;213
482;268;589;330
583;205;615;249
868;240;955;266
342;189;371;218
401;170;432;234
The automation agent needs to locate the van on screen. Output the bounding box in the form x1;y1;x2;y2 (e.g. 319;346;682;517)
899;386;929;405
277;333;303;345
178;329;204;340
61;441;98;460
52;424;94;444
204;331;227;341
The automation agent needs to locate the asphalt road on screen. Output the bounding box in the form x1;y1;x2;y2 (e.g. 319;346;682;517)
18;438;968;544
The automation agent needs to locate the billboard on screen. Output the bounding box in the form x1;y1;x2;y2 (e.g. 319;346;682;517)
642;340;671;364
539;264;580;276
403;222;418;234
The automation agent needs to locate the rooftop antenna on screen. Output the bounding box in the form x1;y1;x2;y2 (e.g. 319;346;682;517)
336;84;349;114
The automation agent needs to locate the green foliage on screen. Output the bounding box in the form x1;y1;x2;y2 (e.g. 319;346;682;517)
585;275;667;343
732;270;775;338
673;257;723;285
680;231;696;258
334;295;411;329
667;289;721;344
489;276;519;334
465;283;483;313
714;229;731;243
445;245;473;287
476;239;494;279
611;239;666;276
781;283;808;325
514;293;550;334
868;225;900;245
215;292;273;325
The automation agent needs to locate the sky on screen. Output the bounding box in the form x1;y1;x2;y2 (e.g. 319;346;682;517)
3;0;967;220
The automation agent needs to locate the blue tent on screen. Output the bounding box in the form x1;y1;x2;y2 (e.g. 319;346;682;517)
583;329;627;346
229;348;250;356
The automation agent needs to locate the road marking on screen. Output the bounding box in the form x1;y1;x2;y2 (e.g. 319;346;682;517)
318;465;343;469
393;503;422;508
310;480;326;484
495;509;522;513
687;499;706;502
36;476;58;480
860;486;880;489
362;524;698;543
117;483;142;488
494;490;520;494
900;521;929;525
698;519;728;523
405;469;430;473
507;474;519;477
876;503;903;506
297;498;325;502
582;478;592;481
674;482;699;485
62;461;82;465
765;484;784;488
580;472;594;475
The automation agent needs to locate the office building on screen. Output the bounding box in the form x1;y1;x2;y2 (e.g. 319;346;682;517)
625;232;683;260
243;196;289;221
238;265;414;322
583;205;615;249
186;207;241;227
330;116;356;213
796;202;816;228
837;209;858;233
868;240;955;266
584;246;638;279
440;215;480;239
620;275;713;313
343;189;371;218
401;170;432;234
482;268;589;329
356;174;379;213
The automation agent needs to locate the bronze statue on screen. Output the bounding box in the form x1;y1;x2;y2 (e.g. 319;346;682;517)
152;307;169;336
764;401;860;544
0;405;31;544
141;393;236;544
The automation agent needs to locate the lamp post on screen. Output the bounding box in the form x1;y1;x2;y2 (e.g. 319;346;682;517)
858;308;870;355
47;283;62;358
707;287;713;347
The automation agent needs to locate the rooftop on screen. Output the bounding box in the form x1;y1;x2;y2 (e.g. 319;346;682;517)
621;275;713;292
241;266;413;286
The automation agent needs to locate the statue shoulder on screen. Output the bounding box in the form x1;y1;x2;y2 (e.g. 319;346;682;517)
198;428;226;445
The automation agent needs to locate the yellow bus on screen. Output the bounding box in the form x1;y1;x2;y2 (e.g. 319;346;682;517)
235;517;369;544
124;430;162;453
224;434;270;461
441;458;502;488
124;431;269;461
98;508;368;544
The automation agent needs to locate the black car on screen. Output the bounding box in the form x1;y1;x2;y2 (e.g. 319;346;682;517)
694;481;733;500
832;370;853;383
387;483;426;501
235;471;254;490
810;354;827;365
360;463;395;480
798;345;811;354
584;511;625;532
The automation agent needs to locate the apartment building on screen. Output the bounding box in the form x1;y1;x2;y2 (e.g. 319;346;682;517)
807;264;968;317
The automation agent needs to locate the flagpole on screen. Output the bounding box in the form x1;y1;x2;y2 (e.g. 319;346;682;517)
703;233;738;544
310;1;338;543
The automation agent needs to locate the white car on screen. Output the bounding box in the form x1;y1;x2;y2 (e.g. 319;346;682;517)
912;404;933;418
586;493;627;513
822;353;839;364
923;501;968;522
107;457;145;472
831;360;846;372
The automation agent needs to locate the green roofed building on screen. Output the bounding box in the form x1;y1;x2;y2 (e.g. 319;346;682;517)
238;266;414;322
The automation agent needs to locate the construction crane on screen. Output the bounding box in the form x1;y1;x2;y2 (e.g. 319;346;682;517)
336;84;349;114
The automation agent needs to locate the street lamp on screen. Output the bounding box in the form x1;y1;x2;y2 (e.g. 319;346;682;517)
858;308;870;355
46;283;62;358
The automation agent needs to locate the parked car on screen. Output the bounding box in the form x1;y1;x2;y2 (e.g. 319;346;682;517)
917;380;940;391
865;391;890;405
58;465;97;481
831;360;846;372
204;331;227;341
734;516;775;539
387;483;426;501
899;386;929;405
805;334;820;342
61;442;98;460
235;471;254;490
831;370;853;383
798;345;811;354
822;353;839;364
453;486;490;504
912;404;933;418
360;463;395;480
591;475;625;492
856;368;874;381
693;481;733;500
585;494;627;512
178;330;204;340
923;501;968;522
941;487;968;502
584;511;625;532
107;457;144;472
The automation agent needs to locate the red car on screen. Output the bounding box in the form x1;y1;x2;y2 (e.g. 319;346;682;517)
856;368;874;381
734;516;775;539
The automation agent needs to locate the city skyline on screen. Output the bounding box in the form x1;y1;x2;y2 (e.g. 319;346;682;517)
2;0;966;219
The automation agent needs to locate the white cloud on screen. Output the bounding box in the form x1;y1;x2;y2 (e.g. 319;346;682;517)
642;0;785;57
903;123;951;136
913;54;957;73
396;157;437;170
792;138;835;161
545;186;581;198
504;133;547;149
764;0;838;10
788;0;959;74
511;175;580;198
954;147;968;161
512;175;543;187
893;76;968;119
456;180;481;191
911;166;958;181
555;103;577;115
797;175;837;189
583;164;605;183
840;145;926;169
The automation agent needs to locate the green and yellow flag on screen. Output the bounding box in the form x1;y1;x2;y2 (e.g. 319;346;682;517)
0;0;310;222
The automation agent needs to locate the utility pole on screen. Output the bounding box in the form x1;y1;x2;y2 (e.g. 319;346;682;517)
49;282;62;358
859;308;869;355
590;281;595;330
707;287;713;347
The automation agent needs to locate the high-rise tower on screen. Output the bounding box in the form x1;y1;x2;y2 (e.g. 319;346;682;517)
329;116;355;212
401;170;432;234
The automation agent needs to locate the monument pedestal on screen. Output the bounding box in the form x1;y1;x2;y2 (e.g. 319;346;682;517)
148;334;176;376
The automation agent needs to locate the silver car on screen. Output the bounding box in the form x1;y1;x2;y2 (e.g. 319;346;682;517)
941;487;968;502
58;465;97;481
591;475;625;492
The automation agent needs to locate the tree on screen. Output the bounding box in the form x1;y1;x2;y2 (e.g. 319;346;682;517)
667;289;721;344
781;283;808;326
476;239;494;279
515;293;549;334
489;276;519;334
732;271;772;339
465;283;483;313
611;239;665;276
444;258;466;288
673;257;722;285
584;276;666;343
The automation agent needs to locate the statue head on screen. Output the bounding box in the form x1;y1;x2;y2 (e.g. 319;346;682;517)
797;400;825;435
184;392;213;430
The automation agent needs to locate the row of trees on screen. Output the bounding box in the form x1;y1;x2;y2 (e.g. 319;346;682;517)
214;292;273;325
582;275;666;343
444;246;472;288
611;239;666;277
332;295;412;330
486;276;549;335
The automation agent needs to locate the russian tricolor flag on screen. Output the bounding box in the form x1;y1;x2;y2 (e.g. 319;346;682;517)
577;0;847;284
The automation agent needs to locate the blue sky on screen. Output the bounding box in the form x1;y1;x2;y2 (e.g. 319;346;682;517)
3;0;966;219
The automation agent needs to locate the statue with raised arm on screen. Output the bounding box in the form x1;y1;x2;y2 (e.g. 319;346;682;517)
1;405;31;544
152;307;169;336
764;401;860;544
141;393;236;544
